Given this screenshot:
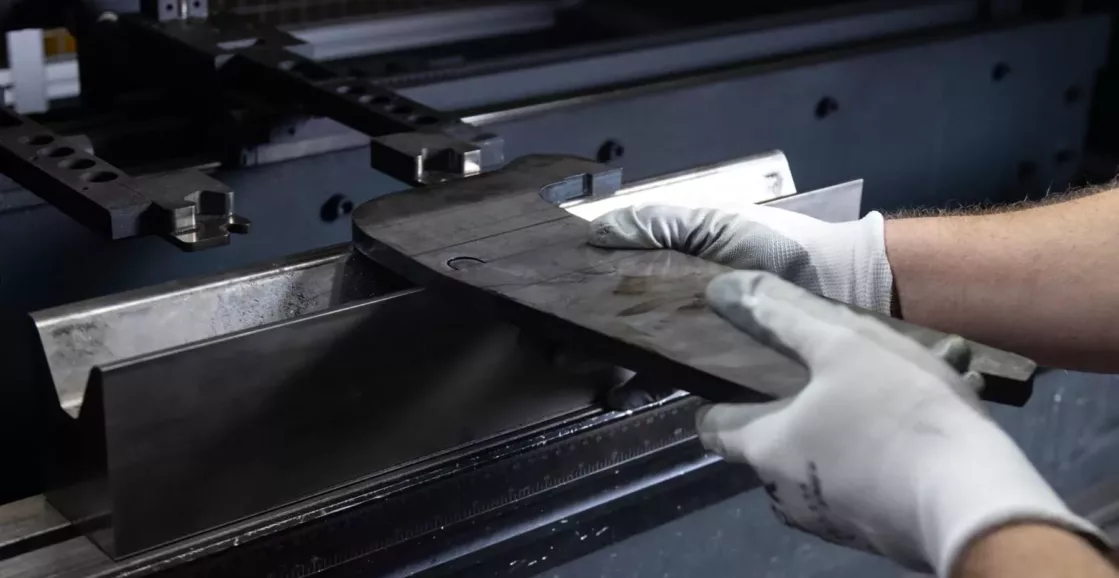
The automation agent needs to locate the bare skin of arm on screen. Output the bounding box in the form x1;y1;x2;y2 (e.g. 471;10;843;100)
885;188;1119;371
954;523;1116;578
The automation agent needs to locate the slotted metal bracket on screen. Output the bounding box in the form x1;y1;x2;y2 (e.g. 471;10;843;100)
0;105;248;250
112;10;502;185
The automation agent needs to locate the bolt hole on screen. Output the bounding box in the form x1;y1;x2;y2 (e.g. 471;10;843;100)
287;127;296;136
1064;85;1083;105
596;139;625;163
82;171;119;183
23;134;54;146
61;158;96;170
387;104;413;115
815;97;839;119
447;256;485;270
320;194;354;223
193;0;200;7
410;115;439;126
1054;149;1076;166
43;146;75;158
991;62;1011;82
165;3;173;11
227;217;250;235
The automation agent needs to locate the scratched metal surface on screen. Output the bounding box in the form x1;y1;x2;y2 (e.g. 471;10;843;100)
531;370;1119;578
353;154;1035;404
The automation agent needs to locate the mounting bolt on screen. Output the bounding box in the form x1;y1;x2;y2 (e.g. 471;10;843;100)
815;96;839;119
320;194;354;223
596;140;625;163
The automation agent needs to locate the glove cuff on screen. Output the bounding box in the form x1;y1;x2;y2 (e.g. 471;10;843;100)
856;211;893;315
818;211;893;314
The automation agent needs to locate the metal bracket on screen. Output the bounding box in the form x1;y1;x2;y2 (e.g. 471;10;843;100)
369;132;485;185
141;0;208;21
108;11;503;185
0;106;248;250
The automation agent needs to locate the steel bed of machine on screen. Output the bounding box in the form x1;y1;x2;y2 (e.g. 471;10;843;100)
0;1;1116;577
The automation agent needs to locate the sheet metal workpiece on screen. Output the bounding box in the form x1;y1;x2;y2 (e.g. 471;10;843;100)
352;155;1035;405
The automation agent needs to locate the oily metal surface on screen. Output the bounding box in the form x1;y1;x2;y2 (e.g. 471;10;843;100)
45;286;603;558
352;154;1035;404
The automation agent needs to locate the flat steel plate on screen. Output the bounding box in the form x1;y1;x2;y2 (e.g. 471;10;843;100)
352;155;1034;403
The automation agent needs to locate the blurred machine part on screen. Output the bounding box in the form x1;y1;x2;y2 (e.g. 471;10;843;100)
0;0;1117;576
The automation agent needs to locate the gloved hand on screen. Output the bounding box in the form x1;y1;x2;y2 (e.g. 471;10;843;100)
588;204;894;314
699;270;1107;577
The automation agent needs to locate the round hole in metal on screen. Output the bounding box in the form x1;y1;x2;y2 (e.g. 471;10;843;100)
82;171;119;183
61;158;96;170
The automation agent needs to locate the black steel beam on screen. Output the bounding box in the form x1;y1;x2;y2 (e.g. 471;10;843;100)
0;105;248;249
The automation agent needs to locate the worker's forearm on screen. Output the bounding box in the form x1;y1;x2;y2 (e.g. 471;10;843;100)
886;189;1119;371
954;523;1116;578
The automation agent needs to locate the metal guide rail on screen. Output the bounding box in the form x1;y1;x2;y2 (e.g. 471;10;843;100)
0;395;747;577
157;396;706;578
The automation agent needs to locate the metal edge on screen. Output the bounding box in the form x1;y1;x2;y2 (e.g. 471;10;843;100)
29;244;357;419
386;0;980;96
458;14;1106;126
291;2;561;61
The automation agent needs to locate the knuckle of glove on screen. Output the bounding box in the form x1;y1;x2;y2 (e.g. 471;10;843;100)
696;406;787;465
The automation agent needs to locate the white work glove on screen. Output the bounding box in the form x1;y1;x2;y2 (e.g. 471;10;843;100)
589;204;894;314
700;270;1108;577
